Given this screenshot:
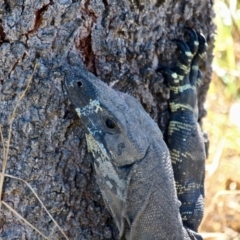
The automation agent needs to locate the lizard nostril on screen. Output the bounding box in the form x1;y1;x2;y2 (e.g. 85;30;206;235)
77;81;83;87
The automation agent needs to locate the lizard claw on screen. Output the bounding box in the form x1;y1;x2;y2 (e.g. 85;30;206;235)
172;39;192;69
163;29;207;87
159;28;207;111
190;33;207;86
184;27;199;55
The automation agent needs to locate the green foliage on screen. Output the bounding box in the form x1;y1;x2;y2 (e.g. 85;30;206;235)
214;0;240;99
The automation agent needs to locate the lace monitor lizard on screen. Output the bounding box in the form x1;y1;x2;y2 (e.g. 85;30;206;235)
64;28;207;240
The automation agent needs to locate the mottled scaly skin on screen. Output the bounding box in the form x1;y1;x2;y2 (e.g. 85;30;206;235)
162;29;207;236
64;29;206;240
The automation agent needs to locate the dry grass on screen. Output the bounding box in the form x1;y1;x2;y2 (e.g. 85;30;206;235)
200;1;240;239
0;63;69;239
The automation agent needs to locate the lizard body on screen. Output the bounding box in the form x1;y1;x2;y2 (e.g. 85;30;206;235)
64;29;206;239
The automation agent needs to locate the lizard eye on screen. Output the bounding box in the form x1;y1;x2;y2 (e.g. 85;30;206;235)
77;81;83;87
105;119;116;129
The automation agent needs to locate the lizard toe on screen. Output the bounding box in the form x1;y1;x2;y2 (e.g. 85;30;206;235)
189;33;207;86
184;27;199;56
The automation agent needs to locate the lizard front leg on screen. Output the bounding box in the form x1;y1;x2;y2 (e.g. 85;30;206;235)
162;29;207;237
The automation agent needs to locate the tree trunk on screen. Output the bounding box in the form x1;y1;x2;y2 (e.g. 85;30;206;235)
0;0;214;239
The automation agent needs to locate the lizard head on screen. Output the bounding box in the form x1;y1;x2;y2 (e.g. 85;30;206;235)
64;66;164;226
64;67;159;167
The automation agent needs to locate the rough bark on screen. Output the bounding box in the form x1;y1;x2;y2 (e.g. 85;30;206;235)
0;0;214;239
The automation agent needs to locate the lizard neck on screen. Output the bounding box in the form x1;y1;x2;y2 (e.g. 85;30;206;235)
120;139;188;239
